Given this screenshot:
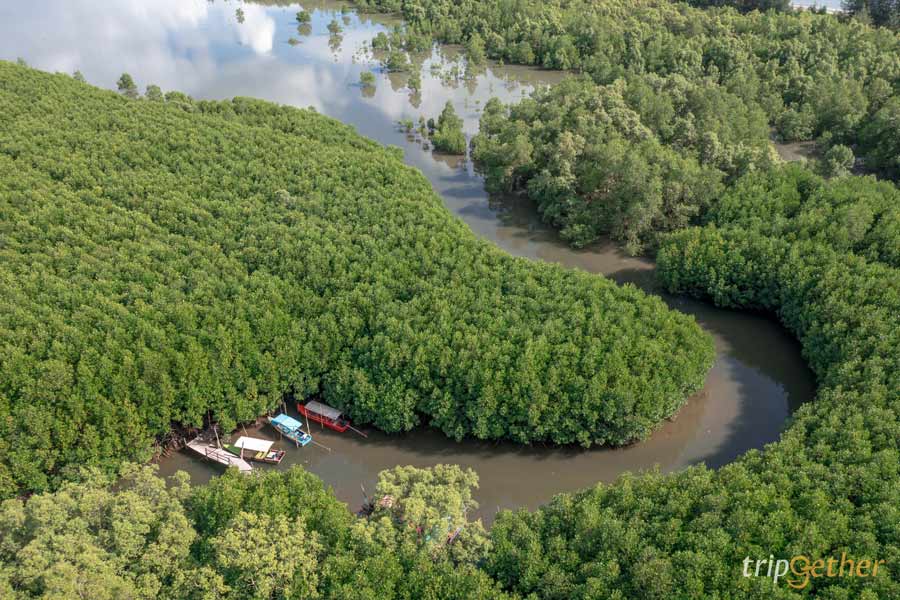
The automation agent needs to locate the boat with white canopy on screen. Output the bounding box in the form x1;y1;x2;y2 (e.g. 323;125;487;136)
224;435;286;464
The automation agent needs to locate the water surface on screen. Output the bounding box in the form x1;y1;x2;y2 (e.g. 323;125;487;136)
1;0;815;522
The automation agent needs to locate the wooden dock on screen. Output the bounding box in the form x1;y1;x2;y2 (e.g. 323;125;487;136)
186;438;253;473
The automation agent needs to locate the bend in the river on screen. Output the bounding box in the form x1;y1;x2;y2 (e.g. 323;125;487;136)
0;0;815;522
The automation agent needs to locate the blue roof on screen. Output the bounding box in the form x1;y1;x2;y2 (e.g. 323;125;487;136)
272;414;303;431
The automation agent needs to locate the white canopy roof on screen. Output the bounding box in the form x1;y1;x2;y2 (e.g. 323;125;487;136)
233;436;274;453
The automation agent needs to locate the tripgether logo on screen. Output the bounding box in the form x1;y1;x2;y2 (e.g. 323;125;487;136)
742;554;887;590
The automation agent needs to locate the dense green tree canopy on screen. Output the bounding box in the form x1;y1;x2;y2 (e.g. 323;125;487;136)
860;95;900;179
357;0;900;248
205;463;502;599
3;3;899;596
1;464;507;599
843;0;900;29
0;465;196;599
688;0;791;11
472;77;761;251
483;165;899;598
362;3;900;595
0;62;713;497
354;0;900;146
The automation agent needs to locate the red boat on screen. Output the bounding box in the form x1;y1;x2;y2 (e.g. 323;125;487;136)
297;400;351;433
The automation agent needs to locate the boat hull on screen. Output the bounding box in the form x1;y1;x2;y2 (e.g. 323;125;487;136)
268;416;313;447
297;403;350;432
284;432;312;447
224;445;287;464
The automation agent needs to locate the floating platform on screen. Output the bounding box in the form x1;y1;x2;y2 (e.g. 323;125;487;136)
186;438;252;473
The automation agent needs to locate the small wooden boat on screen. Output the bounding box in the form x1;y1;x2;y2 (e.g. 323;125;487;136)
297;400;351;433
224;436;286;464
268;414;313;447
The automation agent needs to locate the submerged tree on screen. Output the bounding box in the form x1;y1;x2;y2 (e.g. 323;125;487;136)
407;68;422;91
359;71;376;88
430;101;467;154
465;32;486;65
384;49;410;72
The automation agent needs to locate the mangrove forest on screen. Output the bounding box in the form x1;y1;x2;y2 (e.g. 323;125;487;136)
0;0;898;598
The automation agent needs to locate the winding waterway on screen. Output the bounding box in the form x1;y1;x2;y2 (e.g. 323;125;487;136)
1;0;815;523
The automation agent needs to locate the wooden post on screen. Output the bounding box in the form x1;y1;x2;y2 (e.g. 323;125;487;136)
309;438;332;452
348;425;368;438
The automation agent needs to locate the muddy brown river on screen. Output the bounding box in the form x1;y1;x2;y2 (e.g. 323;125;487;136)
1;0;815;523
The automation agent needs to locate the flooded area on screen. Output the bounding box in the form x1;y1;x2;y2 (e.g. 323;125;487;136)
1;0;815;521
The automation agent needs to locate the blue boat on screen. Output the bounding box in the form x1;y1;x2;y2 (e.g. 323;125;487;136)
268;414;313;447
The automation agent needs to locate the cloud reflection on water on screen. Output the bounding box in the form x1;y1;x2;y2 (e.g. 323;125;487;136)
0;0;551;141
